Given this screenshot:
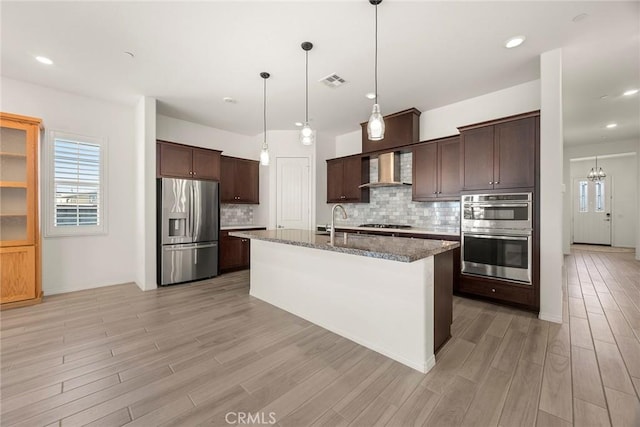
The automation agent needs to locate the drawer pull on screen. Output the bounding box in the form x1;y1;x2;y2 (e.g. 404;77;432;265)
491;288;496;293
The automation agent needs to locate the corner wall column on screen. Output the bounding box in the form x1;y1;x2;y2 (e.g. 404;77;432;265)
134;96;157;291
539;49;564;323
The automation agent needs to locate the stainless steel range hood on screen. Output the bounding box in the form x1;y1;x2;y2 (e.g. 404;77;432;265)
359;151;411;188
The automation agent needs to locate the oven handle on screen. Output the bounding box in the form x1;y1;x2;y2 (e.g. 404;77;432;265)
464;233;529;241
464;203;530;208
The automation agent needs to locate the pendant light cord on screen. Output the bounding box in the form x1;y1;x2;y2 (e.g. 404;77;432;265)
305;50;309;122
374;2;378;105
263;77;267;146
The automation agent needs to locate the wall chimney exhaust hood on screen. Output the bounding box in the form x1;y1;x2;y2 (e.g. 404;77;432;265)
359;152;411;188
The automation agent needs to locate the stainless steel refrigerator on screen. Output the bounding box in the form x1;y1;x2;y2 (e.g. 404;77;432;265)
157;178;219;285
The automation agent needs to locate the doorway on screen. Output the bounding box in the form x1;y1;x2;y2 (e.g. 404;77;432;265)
276;157;311;230
572;177;612;245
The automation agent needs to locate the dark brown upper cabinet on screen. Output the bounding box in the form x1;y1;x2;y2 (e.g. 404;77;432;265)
220;155;259;204
157;140;221;181
412;136;460;201
326;156;370;203
459;112;539;192
360;108;421;154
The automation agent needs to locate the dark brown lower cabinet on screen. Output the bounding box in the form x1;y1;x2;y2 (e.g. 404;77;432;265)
458;275;537;310
219;228;265;273
434;250;453;353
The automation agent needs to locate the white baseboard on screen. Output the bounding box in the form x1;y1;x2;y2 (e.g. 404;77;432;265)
539;312;563;324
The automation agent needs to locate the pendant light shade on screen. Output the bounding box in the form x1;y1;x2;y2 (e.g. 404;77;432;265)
587;156;606;181
367;0;385;141
260;72;270;166
367;104;385;141
300;42;315;146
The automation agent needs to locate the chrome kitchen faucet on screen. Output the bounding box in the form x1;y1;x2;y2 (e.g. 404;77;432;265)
330;204;347;246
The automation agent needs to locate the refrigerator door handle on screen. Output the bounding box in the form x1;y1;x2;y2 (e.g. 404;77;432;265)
163;242;217;251
189;183;194;239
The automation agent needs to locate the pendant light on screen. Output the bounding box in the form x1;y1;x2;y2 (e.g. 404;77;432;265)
367;0;385;141
259;72;270;166
300;42;315;146
587;156;606;181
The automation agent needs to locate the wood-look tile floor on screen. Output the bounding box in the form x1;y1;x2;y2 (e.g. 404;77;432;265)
1;248;639;426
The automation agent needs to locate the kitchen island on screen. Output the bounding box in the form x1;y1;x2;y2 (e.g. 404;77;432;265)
229;229;459;373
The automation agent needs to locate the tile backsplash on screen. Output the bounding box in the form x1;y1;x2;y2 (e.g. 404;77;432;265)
221;204;253;226
334;152;460;231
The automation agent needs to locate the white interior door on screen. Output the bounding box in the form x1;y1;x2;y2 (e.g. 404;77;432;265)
573;177;612;245
277;157;311;230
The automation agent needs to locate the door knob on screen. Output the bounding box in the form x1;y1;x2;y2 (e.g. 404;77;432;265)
489;181;493;185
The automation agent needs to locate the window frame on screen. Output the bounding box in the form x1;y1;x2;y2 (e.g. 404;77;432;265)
578;180;588;213
44;130;108;237
594;181;605;212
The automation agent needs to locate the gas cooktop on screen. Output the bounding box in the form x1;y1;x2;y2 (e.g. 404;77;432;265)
358;223;413;229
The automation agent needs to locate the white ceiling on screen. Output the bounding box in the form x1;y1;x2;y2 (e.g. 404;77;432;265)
1;1;638;146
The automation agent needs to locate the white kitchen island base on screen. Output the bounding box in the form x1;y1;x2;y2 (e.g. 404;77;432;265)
249;238;437;373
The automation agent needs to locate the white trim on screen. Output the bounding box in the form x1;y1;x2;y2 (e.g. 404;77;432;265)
569;152;636;162
538;312;563;324
44;130;108;237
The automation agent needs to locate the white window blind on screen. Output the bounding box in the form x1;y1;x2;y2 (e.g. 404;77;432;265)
46;131;107;237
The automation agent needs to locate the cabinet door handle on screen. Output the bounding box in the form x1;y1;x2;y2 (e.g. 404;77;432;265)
433;191;438;194
489;181;493;185
491;288;496;293
495;181;499;184
193;172;196;176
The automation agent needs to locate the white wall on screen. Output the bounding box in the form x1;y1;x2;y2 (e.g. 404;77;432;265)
335;130;361;158
420;80;542;140
157;115;257;160
1;77;136;295
565;152;638;248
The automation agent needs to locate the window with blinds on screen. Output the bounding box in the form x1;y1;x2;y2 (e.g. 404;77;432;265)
46;131;107;236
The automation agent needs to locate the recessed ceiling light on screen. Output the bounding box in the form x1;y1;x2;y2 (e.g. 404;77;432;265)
223;97;236;103
504;36;525;49
623;89;638;96
572;13;589;23
606;123;618;129
365;92;376;100
295;122;303;127
35;56;53;65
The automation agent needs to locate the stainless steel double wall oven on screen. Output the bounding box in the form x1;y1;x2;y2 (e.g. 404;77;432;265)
461;193;533;284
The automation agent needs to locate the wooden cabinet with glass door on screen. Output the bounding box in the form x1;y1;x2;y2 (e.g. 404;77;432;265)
0;112;42;308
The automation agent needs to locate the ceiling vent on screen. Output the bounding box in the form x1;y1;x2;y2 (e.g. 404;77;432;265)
319;73;347;88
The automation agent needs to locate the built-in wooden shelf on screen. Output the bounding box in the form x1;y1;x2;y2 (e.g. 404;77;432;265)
1;112;42;308
0;181;27;188
0;152;27;158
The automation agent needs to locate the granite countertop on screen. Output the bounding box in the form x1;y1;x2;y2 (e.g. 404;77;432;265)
332;225;460;237
228;229;460;263
220;225;267;231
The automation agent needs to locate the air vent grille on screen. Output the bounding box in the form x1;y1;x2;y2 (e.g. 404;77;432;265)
319;73;347;88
